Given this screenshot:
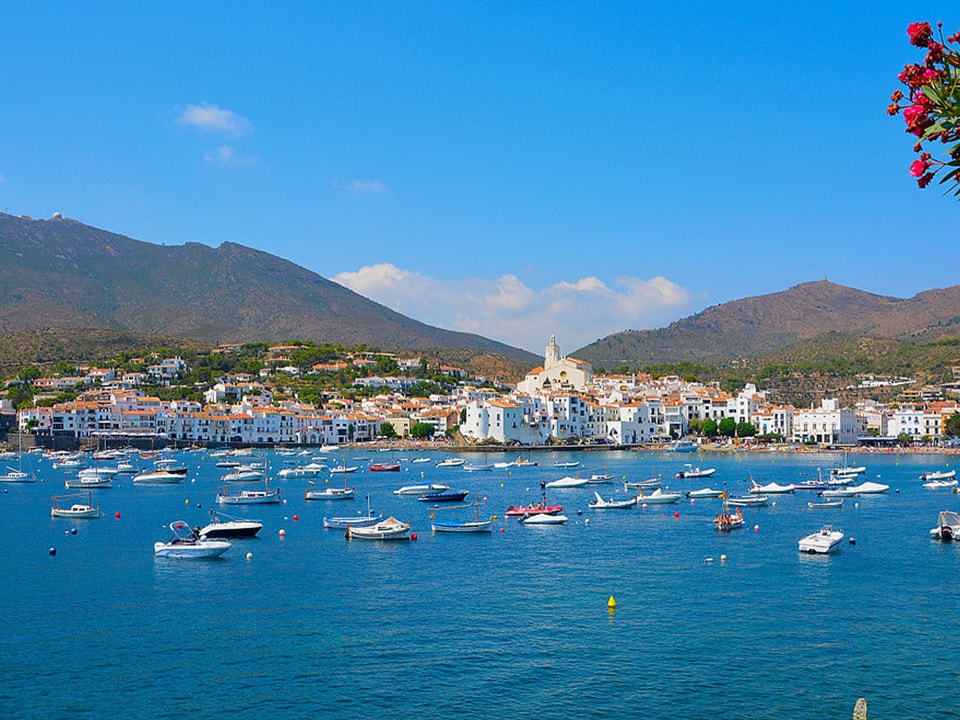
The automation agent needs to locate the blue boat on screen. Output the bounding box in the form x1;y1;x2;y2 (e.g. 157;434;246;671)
417;490;469;503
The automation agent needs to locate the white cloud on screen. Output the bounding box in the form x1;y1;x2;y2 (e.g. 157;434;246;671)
177;103;252;137
203;145;255;167
333;264;692;353
346;180;389;194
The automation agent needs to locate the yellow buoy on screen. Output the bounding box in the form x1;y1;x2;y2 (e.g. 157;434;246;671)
607;595;617;609
184;498;189;504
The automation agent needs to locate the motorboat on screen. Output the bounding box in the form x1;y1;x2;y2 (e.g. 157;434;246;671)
588;491;637;510
587;473;616;484
277;462;327;478
154;520;231;558
216;482;281;505
920;469;956;482
714;505;744;531
369;462;401;472
329;465;359;474
521;512;568;525
821;481;889;497
462;463;495;472
553;461;581;468
725;494;769;507
676;464;716;479
198;510;263;538
345;516;411;540
411;457;432;464
686;487;724;498
303;477;355;500
807;499;844;509
748;481;796;494
417;490;469;503
505;501;563;517
435;458;466;468
514;458;539;468
324;496;383;529
545;475;590;489
64;474;113;489
923;478;958;490
667;438;697;452
493;460;516;469
625;477;660;490
221;466;265;482
133;469;185;485
393;483;451;496
636;488;682;504
930;510;960;541
798;525;845;554
50;492;102;519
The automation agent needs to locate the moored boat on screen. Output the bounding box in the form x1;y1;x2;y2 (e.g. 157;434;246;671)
133;469;185;485
798;525;845;554
588;491;637;509
216;481;281;505
393;483;450;496
920;469;956;482
198;509;263;538
686;487;724;498
636;488;682;504
807;498;844;509
154;520;231;558
544;475;589;489
676;464;716;479
345;516;411;540
50;492;102;519
505;501;563;517
725;494;769;507
930;510;960;541
417;490;469;503
521;512;568;525
369;462;401;472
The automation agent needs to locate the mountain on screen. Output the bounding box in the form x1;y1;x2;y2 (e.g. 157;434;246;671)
0;213;538;364
574;280;960;369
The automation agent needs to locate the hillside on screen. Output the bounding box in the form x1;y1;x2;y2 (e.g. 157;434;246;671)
575;280;960;369
0;213;538;366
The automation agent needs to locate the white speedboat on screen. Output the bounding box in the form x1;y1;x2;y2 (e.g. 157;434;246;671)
587;473;616;484
822;481;889;497
725;494;769;507
133;469;185;485
345;516;411;540
798;525;845;554
930;510;960;541
553;461;581;469
545;475;590;489
637;488;682;504
278;462;327;478
154;521;231;558
749;481;796;494
624;478;660;490
436;458;466;468
521;512;568;525
198;510;263;538
923;479;958;490
588;491;637;509
393;483;450;496
686;487;724;498
920;469;956;482
676;464;716;479
807;499;844;509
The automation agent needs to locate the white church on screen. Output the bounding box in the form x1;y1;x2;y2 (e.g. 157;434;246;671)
515;335;593;396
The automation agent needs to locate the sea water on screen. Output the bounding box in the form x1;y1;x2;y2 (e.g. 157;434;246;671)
1;448;958;719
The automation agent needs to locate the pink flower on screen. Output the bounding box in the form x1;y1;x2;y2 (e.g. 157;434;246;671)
910;159;929;177
908;21;934;47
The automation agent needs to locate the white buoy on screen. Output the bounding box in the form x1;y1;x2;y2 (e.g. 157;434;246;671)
246;552;253;560
720;554;727;562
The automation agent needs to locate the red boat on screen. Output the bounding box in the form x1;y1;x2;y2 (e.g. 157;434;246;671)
505;502;563;517
369;462;401;472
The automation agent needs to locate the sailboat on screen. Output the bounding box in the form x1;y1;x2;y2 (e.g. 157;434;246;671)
0;432;34;483
303;469;355;500
431;492;494;533
323;495;383;529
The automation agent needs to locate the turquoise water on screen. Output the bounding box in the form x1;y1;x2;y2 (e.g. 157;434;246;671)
1;449;958;719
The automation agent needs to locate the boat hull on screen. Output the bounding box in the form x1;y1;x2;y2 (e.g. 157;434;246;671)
431;519;494;533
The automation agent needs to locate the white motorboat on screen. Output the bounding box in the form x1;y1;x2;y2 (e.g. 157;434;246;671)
133;469;185;485
920;469;956;482
393;483;451;496
154;520;231;558
436;458;466;468
749;481;796;494
411;457;432;464
923;478;958;490
65;474;113;489
278;462;328;478
624;478;660;490
198;510;263;538
545;475;590;489
587;473;616;484
329;465;359;474
553;461;581;468
798;525;845;554
930;510;960;541
588;491;637;510
675;464;716;479
725;494;769;507
686;487;724;498
50;492;102;519
821;481;889;497
637;488;682;504
521;512;568;525
345;516;411;540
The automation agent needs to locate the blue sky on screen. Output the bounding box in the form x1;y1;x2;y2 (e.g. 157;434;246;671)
1;2;957;354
